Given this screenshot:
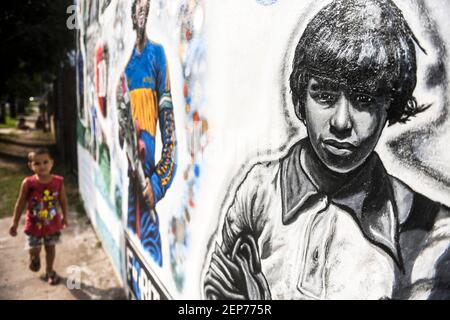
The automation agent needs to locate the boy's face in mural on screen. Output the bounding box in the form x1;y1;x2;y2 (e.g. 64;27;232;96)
289;0;426;175
304;76;389;173
133;0;150;33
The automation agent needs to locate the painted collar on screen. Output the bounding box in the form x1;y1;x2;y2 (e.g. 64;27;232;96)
132;38;150;57
280;139;404;270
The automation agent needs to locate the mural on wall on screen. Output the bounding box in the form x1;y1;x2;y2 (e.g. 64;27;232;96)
122;0;177;268
76;0;125;277
76;0;450;300
203;0;450;300
169;0;208;292
76;0;208;299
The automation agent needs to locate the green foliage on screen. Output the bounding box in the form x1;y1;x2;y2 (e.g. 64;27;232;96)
0;116;17;129
0;164;29;219
0;1;75;99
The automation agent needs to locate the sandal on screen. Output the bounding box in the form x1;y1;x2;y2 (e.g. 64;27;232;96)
47;271;60;285
29;255;40;272
39;272;48;281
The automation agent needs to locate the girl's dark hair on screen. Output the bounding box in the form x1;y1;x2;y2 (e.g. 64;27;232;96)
289;0;427;125
29;148;52;162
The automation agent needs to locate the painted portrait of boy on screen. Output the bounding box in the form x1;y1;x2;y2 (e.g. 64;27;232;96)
203;0;450;300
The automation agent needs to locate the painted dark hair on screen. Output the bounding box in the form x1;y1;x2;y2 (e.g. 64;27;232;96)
131;0;150;31
289;0;427;125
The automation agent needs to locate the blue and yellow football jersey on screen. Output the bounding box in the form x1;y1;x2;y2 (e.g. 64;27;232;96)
125;39;176;204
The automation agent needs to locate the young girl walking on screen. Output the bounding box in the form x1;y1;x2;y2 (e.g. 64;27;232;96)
9;149;68;285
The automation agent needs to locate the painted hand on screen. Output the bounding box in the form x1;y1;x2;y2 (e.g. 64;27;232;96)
142;177;155;209
203;235;271;300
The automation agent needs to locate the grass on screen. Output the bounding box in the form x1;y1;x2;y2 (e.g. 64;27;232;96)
0;162;29;219
0;116;18;129
0;161;86;220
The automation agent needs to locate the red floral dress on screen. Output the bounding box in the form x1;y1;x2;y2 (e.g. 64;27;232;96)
24;175;64;237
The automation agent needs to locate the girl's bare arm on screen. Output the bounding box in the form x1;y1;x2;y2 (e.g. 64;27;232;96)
10;179;28;236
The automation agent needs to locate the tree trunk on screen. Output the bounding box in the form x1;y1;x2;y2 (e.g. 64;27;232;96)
8;97;16;118
17;98;26;115
0;103;5;124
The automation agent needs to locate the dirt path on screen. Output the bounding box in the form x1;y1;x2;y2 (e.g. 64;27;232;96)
0;157;126;300
0;211;126;300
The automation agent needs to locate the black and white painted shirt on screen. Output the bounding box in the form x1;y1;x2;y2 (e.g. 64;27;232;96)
204;139;450;300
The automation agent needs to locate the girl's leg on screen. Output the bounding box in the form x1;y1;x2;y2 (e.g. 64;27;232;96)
29;246;41;272
44;245;55;274
44;245;59;285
